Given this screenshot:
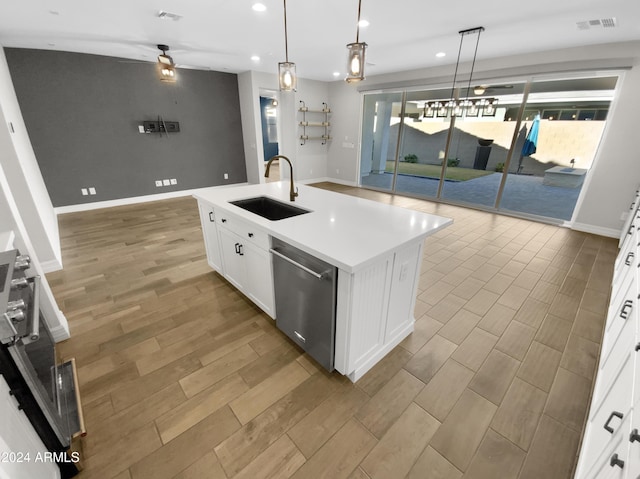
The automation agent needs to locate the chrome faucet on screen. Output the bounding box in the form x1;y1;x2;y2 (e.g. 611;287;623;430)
265;155;299;202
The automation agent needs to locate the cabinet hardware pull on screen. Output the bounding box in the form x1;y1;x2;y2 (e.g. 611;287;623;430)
630;429;640;443
248;233;254;238
294;331;306;343
234;243;240;254
604;411;624;433
626;252;635;266
610;454;625;469
238;244;244;256
636;343;640;352
209;211;214;222
221;218;227;223
620;300;633;320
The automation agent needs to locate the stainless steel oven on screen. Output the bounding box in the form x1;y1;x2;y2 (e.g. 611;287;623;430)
0;249;82;478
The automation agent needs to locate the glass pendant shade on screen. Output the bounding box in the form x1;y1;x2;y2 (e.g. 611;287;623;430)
158;63;176;82
278;62;297;91
345;42;367;83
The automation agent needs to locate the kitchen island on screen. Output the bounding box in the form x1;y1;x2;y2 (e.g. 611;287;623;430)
194;182;452;381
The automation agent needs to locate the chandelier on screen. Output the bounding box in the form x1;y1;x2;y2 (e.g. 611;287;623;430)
422;27;498;119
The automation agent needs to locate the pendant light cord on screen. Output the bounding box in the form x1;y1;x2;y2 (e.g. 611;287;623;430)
284;0;289;62
449;32;464;103
355;0;362;43
463;29;482;102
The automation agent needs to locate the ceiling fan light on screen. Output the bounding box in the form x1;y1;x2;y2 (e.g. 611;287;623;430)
345;42;367;83
278;62;297;91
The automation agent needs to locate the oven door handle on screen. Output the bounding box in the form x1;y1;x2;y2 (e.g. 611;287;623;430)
21;275;41;345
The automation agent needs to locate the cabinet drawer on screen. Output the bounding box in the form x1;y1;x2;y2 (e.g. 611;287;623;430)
603;273;635;352
216;210;270;250
613;229;637;285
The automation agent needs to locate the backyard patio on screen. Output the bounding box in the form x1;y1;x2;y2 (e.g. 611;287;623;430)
361;170;583;221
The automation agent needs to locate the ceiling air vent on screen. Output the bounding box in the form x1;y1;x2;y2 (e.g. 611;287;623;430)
576;17;617;30
158;10;182;21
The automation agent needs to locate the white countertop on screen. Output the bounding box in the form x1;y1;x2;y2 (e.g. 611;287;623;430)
194;182;453;272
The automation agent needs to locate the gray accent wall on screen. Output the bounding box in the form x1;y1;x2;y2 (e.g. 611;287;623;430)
5;48;246;206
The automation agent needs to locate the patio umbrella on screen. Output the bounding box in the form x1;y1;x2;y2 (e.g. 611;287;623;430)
517;114;540;173
521;114;540;156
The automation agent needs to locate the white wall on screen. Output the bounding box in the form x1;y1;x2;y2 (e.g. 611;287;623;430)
327;81;362;185
237;71;330;184
0;48;61;271
326;40;640;236
572;66;640;236
0;158;70;340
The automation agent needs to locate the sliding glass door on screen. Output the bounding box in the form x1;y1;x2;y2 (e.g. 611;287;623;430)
498;76;617;220
441;82;526;208
360;92;403;192
359;73;618;223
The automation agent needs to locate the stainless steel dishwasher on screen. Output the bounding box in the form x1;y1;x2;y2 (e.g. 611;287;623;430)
270;237;337;371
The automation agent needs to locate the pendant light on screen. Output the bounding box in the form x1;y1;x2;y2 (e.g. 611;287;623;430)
278;0;297;91
345;0;367;83
157;44;176;83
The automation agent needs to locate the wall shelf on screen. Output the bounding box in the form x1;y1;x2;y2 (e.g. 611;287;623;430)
298;101;331;145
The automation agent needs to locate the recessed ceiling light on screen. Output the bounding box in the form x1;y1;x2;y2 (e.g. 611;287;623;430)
333;72;340;77
358;19;370;28
436;52;446;58
49;10;59;15
252;3;267;12
251;55;260;62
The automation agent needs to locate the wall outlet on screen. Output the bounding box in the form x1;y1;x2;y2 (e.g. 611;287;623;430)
170;178;177;185
224;173;229;180
155;180;162;187
162;179;170;186
336;169;340;175
138;125;145;134
81;188;88;196
88;187;96;195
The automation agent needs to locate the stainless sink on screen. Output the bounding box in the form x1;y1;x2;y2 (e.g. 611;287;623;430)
229;196;311;221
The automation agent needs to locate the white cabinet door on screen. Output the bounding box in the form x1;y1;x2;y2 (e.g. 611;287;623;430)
0;376;59;479
244;242;275;318
217;227;275;318
581;352;634;476
218;228;246;291
384;242;421;343
198;202;223;273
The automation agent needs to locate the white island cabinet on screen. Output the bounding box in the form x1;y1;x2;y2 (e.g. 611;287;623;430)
194;182;452;382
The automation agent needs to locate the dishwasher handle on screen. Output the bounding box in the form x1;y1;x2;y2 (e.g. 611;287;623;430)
270;248;327;280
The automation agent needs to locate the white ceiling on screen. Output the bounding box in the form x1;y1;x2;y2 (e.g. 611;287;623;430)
1;0;639;81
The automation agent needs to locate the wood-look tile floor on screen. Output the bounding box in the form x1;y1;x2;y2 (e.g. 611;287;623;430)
47;183;617;479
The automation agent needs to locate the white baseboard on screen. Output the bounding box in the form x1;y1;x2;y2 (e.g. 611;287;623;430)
40;258;63;273
49;320;70;342
571;222;620;239
54;183;249;215
300;177;358;187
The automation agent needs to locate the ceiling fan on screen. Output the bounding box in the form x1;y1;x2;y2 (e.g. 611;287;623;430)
473;84;514;95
